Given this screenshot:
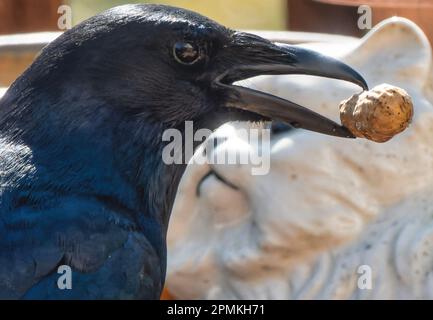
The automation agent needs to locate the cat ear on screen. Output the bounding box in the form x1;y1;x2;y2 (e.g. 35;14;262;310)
345;17;432;89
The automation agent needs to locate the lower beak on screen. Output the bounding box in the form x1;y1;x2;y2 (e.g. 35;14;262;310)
214;33;368;138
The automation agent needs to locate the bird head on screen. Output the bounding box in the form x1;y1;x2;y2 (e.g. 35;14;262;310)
13;4;367;139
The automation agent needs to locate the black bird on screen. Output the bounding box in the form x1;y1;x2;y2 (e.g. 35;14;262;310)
0;4;367;299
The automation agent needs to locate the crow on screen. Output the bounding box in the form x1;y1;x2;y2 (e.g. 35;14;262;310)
0;4;367;299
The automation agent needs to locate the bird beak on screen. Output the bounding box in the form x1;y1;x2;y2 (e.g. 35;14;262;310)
214;32;368;138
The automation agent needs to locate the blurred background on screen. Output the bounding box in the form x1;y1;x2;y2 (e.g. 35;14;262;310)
1;0;433;116
1;0;433;36
2;0;433;109
1;0;433;81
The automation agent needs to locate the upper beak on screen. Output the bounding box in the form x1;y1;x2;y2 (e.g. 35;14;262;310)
214;32;368;138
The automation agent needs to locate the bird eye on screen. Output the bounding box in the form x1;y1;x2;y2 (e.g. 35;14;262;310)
173;42;202;65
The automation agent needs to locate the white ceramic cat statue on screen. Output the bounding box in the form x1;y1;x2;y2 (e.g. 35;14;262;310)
166;17;433;299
